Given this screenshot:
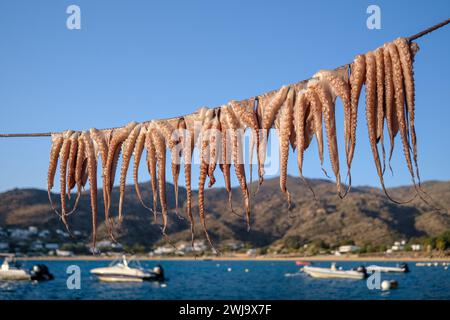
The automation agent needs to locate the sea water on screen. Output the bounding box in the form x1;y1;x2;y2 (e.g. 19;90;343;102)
0;260;449;300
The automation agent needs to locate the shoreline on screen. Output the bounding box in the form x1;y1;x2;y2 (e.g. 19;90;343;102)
16;254;450;262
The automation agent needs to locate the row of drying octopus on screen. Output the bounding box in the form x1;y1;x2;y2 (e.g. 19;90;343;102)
47;37;423;249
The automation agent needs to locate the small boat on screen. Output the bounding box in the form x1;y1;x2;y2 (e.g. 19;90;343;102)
416;262;426;267
366;263;409;273
295;261;311;266
303;263;366;280
0;255;30;281
90;255;164;282
0;254;53;281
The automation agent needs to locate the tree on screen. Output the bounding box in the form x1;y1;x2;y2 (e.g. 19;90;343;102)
283;236;303;250
436;239;446;251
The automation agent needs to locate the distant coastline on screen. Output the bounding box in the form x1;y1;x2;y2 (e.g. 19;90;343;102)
16;254;450;262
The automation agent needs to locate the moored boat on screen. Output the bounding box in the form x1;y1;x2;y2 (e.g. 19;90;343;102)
366;263;409;273
90;255;164;282
416;262;426;267
0;256;30;281
0;254;53;281
303;263;366;280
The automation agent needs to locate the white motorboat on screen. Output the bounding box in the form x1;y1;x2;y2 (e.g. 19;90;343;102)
303;263;366;280
0;255;31;281
0;254;54;281
366;263;409;273
90;255;164;282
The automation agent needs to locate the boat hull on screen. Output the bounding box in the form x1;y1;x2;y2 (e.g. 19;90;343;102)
90;266;155;282
97;275;145;282
366;266;406;273
303;267;365;280
0;270;31;281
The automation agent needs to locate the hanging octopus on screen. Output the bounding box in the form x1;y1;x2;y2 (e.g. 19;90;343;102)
43;37;431;251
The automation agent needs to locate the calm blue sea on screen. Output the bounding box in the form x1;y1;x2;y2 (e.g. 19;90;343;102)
1;260;449;300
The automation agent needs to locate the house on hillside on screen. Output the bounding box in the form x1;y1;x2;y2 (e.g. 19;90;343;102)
56;249;74;257
10;228;31;240
338;245;361;254
28;226;38;235
153;245;175;255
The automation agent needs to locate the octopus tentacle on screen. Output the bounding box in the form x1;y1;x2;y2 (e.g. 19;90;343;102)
151;122;169;233
229;98;261;191
81;131;98;249
74;135;87;205
66;132;79;200
105;122;137;232
47;133;64;214
275;87;295;208
304;89;328;177
365;52;384;188
258;85;290;184
383;44;398;174
155;119;183;219
59;130;74;232
394;38;420;183
178;118;195;246
310;80;342;197
198;109;216;249
208;111;221;188
348;54;366;167
171;124;183;219
314;68;352;194
387;44;416;185
375;47;386;173
145;126;158;221
224;104;251;230
369;48;415;204
218;110;238;216
89;128;110;221
293;89;316;198
118;124;142;222
132;125;152;212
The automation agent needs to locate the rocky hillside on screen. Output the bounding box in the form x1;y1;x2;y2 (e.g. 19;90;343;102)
1;177;449;248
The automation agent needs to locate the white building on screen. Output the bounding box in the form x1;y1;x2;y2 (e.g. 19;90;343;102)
96;240;113;249
175;240;208;253
56;249;74;257
28;226;38;235
411;244;422;251
192;240;207;252
153;245;175;255
338;245;361;254
10;229;30;239
391;242;405;251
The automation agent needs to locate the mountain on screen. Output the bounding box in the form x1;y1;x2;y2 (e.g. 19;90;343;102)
1;177;449;248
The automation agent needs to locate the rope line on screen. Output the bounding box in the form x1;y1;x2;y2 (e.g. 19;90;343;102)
1;17;449;139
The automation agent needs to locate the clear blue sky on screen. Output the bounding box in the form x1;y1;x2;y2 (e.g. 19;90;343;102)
0;0;449;192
